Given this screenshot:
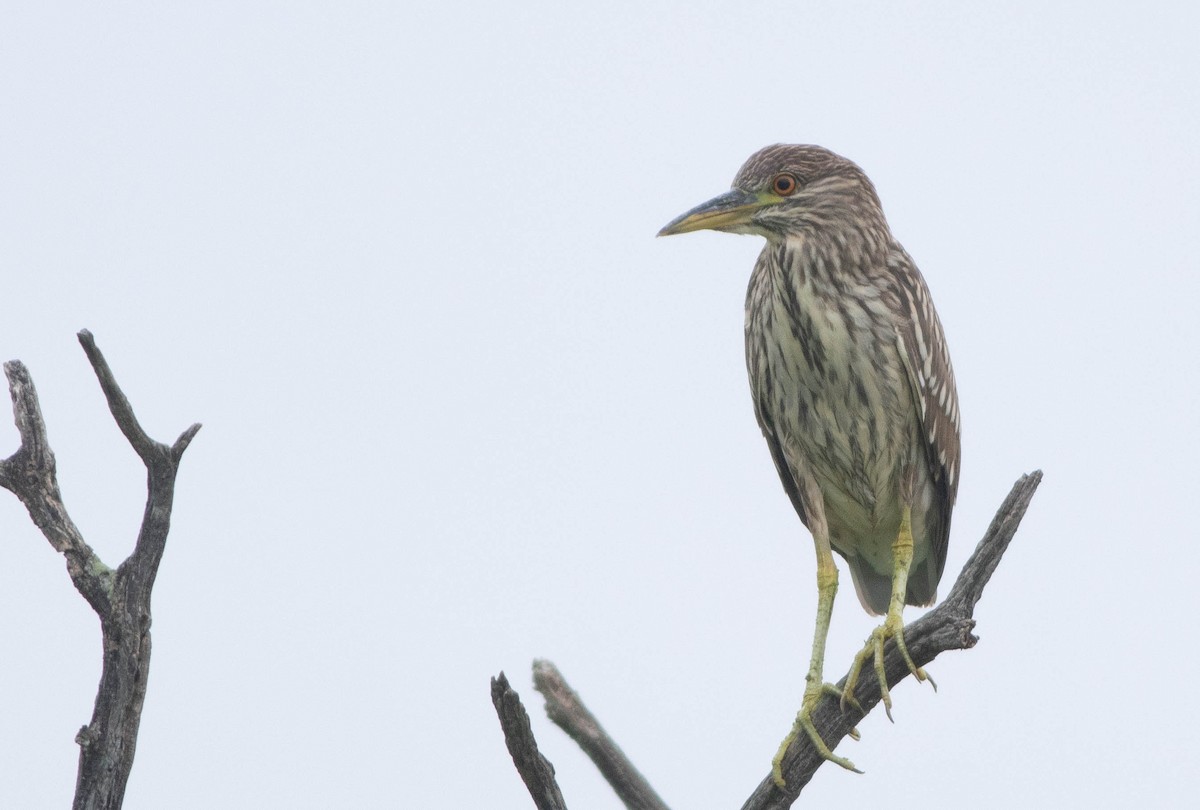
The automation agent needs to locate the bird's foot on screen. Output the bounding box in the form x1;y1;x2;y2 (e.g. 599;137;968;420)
842;613;935;720
772;682;861;788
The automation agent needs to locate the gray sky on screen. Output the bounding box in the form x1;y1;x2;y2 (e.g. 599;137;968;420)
2;2;1197;808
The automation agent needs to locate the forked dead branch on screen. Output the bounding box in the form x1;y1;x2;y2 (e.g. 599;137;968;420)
493;471;1041;808
0;331;200;810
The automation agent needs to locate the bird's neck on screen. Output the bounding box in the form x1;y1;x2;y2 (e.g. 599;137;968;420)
770;218;891;290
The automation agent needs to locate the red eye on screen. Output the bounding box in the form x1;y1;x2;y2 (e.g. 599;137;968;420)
772;173;799;196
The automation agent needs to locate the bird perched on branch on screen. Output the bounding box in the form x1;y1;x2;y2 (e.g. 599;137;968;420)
658;145;960;783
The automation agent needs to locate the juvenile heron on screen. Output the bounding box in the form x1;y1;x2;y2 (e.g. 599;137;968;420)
658;145;960;782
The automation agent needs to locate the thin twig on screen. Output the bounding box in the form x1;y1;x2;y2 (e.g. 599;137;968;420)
76;329;160;462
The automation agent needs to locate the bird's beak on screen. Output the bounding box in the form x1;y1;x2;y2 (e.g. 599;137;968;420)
657;188;765;236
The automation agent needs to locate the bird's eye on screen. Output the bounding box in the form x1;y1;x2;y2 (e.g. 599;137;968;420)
772;173;799;196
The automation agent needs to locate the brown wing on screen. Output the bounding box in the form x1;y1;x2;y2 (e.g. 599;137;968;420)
889;247;961;591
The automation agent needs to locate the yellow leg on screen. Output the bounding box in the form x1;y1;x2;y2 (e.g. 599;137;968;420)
772;529;861;787
841;505;935;719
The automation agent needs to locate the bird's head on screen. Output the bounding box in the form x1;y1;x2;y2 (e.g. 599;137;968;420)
657;144;884;242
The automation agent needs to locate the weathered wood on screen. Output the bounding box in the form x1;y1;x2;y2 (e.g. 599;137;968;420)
533;660;671;810
743;470;1042;808
1;331;200;810
493;472;1041;809
492;672;569;810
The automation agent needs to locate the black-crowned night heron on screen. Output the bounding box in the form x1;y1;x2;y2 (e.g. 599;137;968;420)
658;145;960;783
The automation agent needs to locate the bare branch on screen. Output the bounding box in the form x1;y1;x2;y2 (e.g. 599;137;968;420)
742;470;1043;809
76;329;160;463
1;333;200;810
171;422;202;462
491;672;568;810
533;660;670;810
0;361;112;614
942;471;1043;615
503;472;1041;810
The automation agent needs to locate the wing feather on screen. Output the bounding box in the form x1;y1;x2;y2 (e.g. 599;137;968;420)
890;249;961;589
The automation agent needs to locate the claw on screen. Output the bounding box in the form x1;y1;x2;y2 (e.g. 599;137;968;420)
843;613;933;721
838;682;864;715
772;683;862;788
